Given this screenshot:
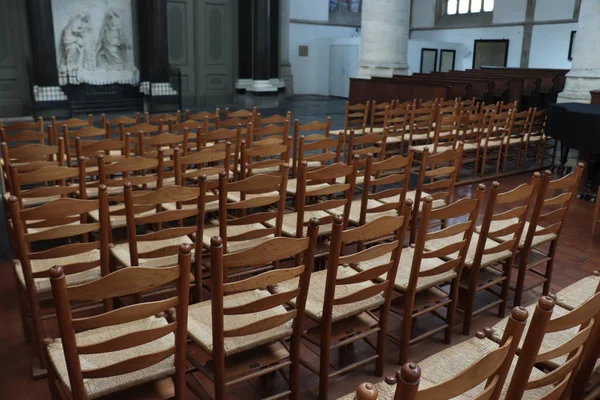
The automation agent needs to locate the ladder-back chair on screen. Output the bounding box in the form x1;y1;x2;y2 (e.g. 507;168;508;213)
274;211;411;400
46;244;191;400
8;186;110;377
479;111;513;176
290;118;335;177
369;102;392;133
186;225;318;400
523;108;548;168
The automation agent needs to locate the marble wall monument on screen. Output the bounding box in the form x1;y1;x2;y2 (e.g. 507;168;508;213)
51;0;140;85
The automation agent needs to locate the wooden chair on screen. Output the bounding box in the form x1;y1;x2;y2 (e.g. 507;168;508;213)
256;111;292;128
480;102;500;115
341;305;529;400
290;118;334;177
186;223;319;400
384;104;411;155
346;129;387;185
0;117;47;146
379;146;463;244
503;108;532;172
185;108;220;129
76;135;132;200
51;116;92;145
110;184;200;271
247;119;290;149
411;113;461;154
123;121;161;137
478;111;513;177
240;131;291;177
418;99;438;109
461;97;480;114
523;108;548;168
45;244;191;400
490;295;600;399
145;111;181;132
61;125;109;167
509;165;583;306
197;124;242;179
498;100;518;113
101;114;140;140
288;122;342;195
200;167;288;255
224;106;257;121
329;101;370;137
405;105;435;149
273;210;411;400
8;186;110;377
93;154;164;230
276;158;358;238
380;189;485;364
459;111;487;178
447;176;540;335
1;139;65;200
369;102;392;133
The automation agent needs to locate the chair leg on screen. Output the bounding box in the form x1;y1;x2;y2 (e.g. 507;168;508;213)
495;148;503;175
461;269;478;336
45;343;61;400
593;187;600;236
17;288;32;343
445;280;459;344
516;144;523;171
399;295;415;365
502;145;509;172
535;144;542;168
543;242;557;295
498;258;513;318
513;256;528;308
523;142;530;169
376;311;387;376
318;339;330;400
289;333;303;400
480;150;487;177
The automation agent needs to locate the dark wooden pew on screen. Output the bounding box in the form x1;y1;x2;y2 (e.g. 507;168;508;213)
349;77;450;105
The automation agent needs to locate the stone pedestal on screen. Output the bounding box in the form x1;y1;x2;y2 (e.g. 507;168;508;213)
558;0;600;104
357;0;410;78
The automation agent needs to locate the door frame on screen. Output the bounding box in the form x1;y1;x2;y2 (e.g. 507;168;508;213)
439;49;456;72
420;48;438;73
472;39;509;69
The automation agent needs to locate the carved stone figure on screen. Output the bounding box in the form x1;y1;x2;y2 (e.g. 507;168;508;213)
58;13;91;71
96;8;131;70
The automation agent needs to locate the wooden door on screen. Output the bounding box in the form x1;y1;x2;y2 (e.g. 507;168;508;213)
195;0;234;106
167;0;234;108
0;0;30;117
167;0;197;107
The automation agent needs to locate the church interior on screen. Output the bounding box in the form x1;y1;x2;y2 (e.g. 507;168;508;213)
3;0;600;399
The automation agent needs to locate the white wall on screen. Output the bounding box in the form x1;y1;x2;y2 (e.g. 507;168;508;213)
411;0;435;28
534;0;576;21
529;22;576;69
411;26;524;69
290;0;328;22
492;0;526;24
289;23;359;94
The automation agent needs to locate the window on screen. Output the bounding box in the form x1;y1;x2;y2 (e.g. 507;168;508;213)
447;0;493;15
330;0;361;13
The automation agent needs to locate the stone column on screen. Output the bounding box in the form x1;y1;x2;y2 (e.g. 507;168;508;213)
138;0;170;82
357;0;410;78
278;0;293;93
558;0;600;103
248;0;278;93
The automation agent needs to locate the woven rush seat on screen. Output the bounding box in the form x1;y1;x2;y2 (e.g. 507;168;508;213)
286;178;329;195
271;266;384;323
201;222;274;252
554;275;600;310
47;316;175;400
335;174;365;185
88;204;157;229
187;289;293;356
136;176;177;190
335;335;551;400
110;236;194;268
329;198;398;225
425;232;512;268
524;133;546;142
378;189;447;210
265;210;334;237
477;219;557;248
13;250;102;298
353;247;455;292
82;185;123;199
162;199;219;213
226;190;279;203
488;302;574;369
3;192;61;208
328;129;347;136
